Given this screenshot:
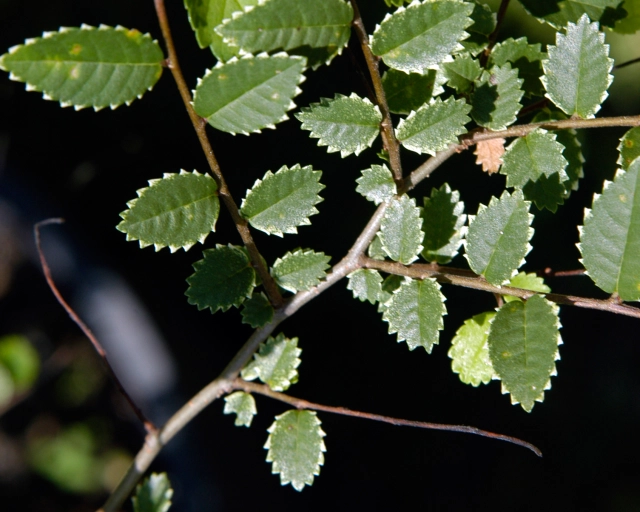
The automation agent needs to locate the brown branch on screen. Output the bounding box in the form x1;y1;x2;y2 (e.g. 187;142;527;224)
153;0;282;309
34;219;156;433
484;0;510;59
539;268;586;278
234;379;542;457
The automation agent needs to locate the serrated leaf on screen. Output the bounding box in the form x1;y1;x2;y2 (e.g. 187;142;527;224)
240;164;324;236
132;473;173;512
489;37;545;97
441;54;482;94
186;245;256;313
356;164;396;205
488;295;562;412
378;274;405;311
474;138;505;174
500;131;569;212
383;278;447;352
117;171;219;252
449;311;496;386
541;14;613;118
379;195;424;264
579;159;640;300
265;410;326;491
468;1;497;35
503;272;551;302
193;53;306;135
0;25;163;110
518;0;626;29
224;391;257;427
347;269;383;304
371;0;475;74
471;63;524;131
241;293;274;328
465;190;534;285
618;127;640;170
420;184;467;264
217;0;353;56
271;249;330;293
385;0;411;6
382;68;444;114
241;333;301;391
296;94;382;157
368;234;388;261
614;0;640;33
396;97;471;155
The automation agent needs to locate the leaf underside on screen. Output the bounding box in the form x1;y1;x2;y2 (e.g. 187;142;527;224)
271;249;331;293
356;164;396;205
449;311;496;386
241;333;301;391
223;391;257;427
379;195;424;265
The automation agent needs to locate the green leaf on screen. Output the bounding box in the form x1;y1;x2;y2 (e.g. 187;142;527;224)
541;14;613;118
396;97;471;155
368;234;388;261
614;0;640;33
468;1;497;35
383;278;447;352
471;63;524;131
503;272;551;302
241;333;301;391
296;94;382;157
186;245;256;313
356;164;396;205
241;293;274;328
448;311;496;386
441;54;482;94
488;295;562;412
489;37;545;98
378;274;404;311
132;473;173;512
271;249;331;293
347;269;384;304
240;164;324;236
618;127;640;170
385;0;411;6
421;183;467;264
500;131;569;212
382;68;444;114
0;25;163;110
0;366;14;408
265;410;326;491
0;334;40;392
379;195;424;264
579;159;640;300
224;391;257;427
217;0;353;56
117;170;220;252
518;0;626;29
193;53;306;135
371;0;475;74
465;190;534;285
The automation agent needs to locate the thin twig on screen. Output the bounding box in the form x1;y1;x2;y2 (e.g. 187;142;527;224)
34;219;156;433
485;0;511;57
613;56;640;71
234;379;542;457
539;268;586;278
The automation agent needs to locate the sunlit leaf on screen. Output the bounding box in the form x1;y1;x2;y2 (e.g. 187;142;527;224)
271;249;330;293
347;269;383;304
382;68;444;114
503;272;551;302
241;333;301;391
132;473;173;512
241;293;274;328
356;164;396;205
618;126;640;170
489;37;545;97
224;391;257;427
379;195;424;265
471;63;524;131
449;311;496;386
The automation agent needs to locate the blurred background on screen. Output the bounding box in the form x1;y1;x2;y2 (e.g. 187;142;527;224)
1;1;639;510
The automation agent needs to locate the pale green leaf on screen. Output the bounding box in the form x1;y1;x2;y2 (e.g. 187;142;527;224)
347;269;383;304
421;183;467;264
0;334;40;392
117;170;219;252
241;333;301;391
488;295;562;412
271;249;330;293
489;37;545;97
224;391;257;427
356;164;396;205
471;63;524;131
503;272;551;302
541;14;613;118
614;0;640;33
618;126;640;170
396;97;471;155
241;293;274;328
265;410;326;491
448;311;496;386
186;245;255;313
383;277;447;352
382;68;444;114
193;53;306;135
378;274;405;311
0;366;14;408
371;0;475;74
0;25;163;110
579;159;640;300
379;195;424;264
296;94;382;157
441;54;482;94
132;473;173;512
368;234;388;261
518;0;626;29
465;190;534;285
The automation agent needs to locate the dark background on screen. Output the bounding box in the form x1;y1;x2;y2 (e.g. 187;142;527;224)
1;1;640;511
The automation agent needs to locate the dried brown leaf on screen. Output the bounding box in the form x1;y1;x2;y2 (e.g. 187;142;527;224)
474;138;505;174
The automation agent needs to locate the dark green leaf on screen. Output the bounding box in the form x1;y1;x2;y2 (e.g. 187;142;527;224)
241;333;301;391
489;37;545;97
471;64;524;131
448;311;496;386
241;293;274;328
441;54;482;94
132;473;173;512
382;68;444;114
518;0;626;29
223;391;257;427
421;184;467;264
613;0;640;33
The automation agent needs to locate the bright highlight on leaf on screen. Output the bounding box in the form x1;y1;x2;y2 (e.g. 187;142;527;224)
579;159;640;301
224;391;257;427
241;293;274;328
488;295;562;412
132;473;173;512
503;272;551;303
265;410;326;491
0;25;164;110
449;311;496;386
356;164;396;205
347;269;383;304
117;170;220;252
379;195;424;265
240;164;324;236
271;249;330;293
241;333;301;391
296;94;382;157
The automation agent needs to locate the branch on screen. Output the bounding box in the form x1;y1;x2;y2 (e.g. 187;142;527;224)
485;0;510;57
234;379;542;457
613;56;640;71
